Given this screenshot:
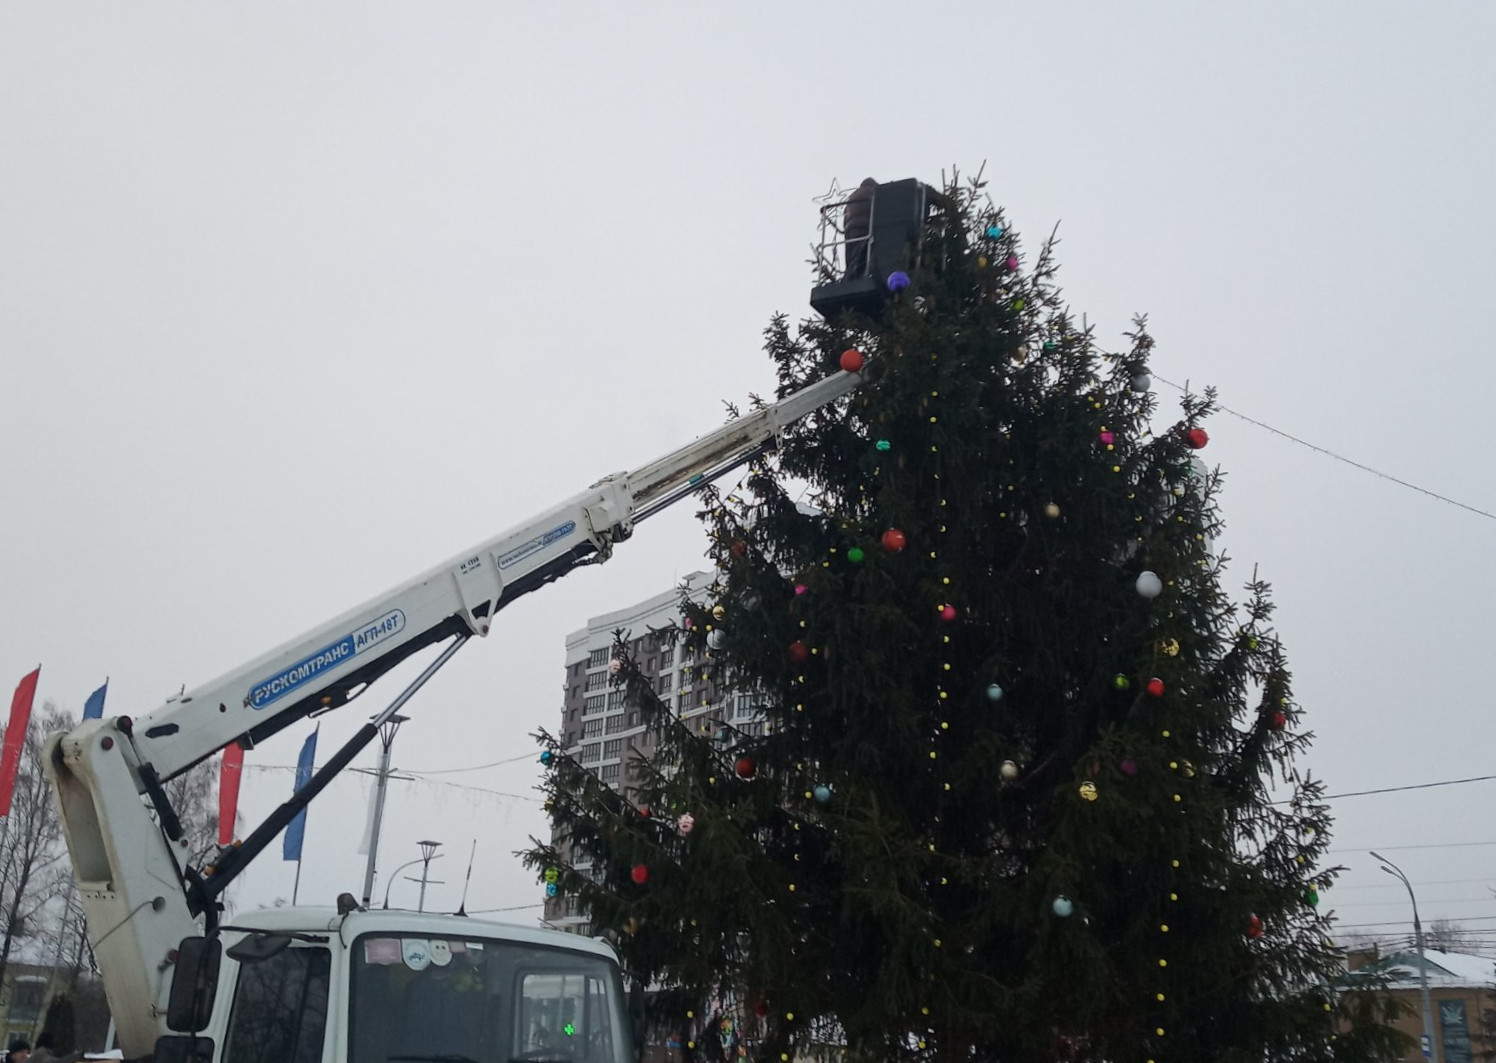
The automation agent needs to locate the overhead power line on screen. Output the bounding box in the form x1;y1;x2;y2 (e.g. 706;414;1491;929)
1153;375;1496;522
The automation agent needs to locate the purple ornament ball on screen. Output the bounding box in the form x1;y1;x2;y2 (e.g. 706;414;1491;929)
886;271;911;292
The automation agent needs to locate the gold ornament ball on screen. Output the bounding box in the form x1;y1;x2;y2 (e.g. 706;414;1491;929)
712;604;725;621
1043;502;1061;519
1079;781;1099;802
1160;637;1180;656
999;760;1020;781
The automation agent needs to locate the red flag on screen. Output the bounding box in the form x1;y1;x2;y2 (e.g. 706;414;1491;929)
0;668;41;817
218;743;244;846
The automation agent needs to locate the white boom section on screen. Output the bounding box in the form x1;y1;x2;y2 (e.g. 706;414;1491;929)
42;367;859;1058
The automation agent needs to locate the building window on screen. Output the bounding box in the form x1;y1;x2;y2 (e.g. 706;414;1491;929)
584;694;605;716
681;666;693;686
603;739;623;758
582;743;601;763
588;648;609;668
605;714;627;735
583;719;603;739
647;657;656;673
628;711;640;727
677;693;690;711
658;674;674;693
8;978;44;1024
600;763;620;783
585;672;607;692
607;690;628;710
659;647;674;666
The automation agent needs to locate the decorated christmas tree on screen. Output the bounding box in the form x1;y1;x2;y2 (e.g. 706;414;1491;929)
526;175;1402;1063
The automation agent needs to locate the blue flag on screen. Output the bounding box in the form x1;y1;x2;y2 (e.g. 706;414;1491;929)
283;729;318;862
83;680;108;721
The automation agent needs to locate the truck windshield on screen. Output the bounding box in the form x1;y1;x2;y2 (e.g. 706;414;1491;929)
350;934;632;1063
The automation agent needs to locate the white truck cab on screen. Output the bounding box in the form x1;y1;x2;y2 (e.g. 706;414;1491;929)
160;907;634;1063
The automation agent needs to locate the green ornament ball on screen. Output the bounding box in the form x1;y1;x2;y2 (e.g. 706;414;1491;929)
544;867;559;884
875;439;892;452
847;547;865;563
1113;674;1131;691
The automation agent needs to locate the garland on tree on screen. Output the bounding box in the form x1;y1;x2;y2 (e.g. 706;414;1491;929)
525;172;1405;1063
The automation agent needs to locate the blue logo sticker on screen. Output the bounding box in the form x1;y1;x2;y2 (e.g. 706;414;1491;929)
498;520;577;570
250;609;406;709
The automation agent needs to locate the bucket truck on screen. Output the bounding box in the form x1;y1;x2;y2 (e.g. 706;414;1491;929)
40;367;861;1061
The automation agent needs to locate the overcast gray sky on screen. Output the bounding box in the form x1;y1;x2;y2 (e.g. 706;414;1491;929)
3;1;1494;946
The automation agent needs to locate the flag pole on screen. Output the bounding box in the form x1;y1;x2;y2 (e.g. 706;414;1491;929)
292;851;303;906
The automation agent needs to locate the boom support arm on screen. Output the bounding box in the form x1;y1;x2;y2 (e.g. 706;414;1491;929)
41;366;860;1058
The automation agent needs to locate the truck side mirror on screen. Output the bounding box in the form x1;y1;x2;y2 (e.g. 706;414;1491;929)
153;1034;216;1062
166;936;221;1033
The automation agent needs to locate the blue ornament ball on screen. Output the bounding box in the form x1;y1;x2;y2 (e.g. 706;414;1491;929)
545;882;558;897
886;271;911;292
985;224;1004;239
539;750;554;765
1052;895;1074;917
813;784;832;805
986;683;1004;702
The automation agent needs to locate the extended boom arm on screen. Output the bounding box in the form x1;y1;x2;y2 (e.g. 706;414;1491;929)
42;366;860;1056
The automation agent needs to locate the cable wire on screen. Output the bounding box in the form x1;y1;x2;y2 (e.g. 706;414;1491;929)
1153;375;1496;522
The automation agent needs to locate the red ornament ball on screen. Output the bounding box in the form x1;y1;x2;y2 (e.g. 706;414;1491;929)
839;348;865;373
639;806;651;818
1247;913;1264;939
730;539;748;558
1186;427;1210;450
1269;710;1288;731
754;999;768;1018
939;604;958;622
881;528;907;552
735;756;757;780
1145;677;1165;698
787;640;810;663
630;864;649;885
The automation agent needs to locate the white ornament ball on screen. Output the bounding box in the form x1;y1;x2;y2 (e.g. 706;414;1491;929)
1131;373;1152;393
707;629;726;650
1043;502;1061;519
608;658;623;676
1135;571;1163;599
986;683;1004;702
999;760;1019;781
1052;895;1074;917
678;813;695;835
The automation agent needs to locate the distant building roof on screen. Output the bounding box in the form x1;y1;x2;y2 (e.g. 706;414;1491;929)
1365;948;1496;989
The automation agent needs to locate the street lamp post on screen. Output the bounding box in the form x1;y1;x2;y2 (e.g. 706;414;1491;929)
416;840;441;913
359;713;409;908
1372;851;1440;1063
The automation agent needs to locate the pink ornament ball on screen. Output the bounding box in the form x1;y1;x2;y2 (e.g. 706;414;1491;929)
794;583;808;596
1004;255;1019;271
939;604;957;622
678;813;696;835
1098;431;1115;446
608;658;622;676
1120;758;1139;776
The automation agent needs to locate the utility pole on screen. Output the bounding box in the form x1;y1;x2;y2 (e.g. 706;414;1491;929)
359;714;408;908
1373;851;1440;1063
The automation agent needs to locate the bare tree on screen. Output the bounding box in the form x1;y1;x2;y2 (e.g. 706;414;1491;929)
1427;918;1473;954
0;702;73;995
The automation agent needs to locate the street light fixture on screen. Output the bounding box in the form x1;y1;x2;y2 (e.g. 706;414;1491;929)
417;840;442;913
1371;851;1440;1063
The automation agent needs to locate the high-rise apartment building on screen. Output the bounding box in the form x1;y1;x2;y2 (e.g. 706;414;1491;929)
545;571;767;933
